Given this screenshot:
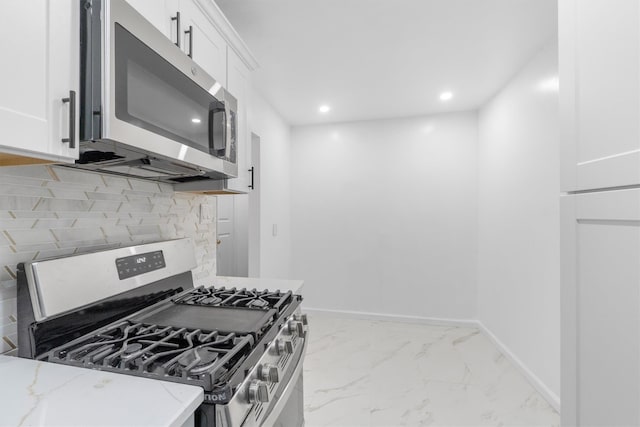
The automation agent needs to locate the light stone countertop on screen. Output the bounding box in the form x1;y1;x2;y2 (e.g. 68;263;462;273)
208;276;304;294
0;355;203;427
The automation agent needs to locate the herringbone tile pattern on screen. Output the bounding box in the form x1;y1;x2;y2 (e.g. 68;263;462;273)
0;165;217;354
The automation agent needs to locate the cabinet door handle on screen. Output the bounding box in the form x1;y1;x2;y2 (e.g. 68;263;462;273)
185;25;193;58
61;90;76;149
248;167;255;190
171;12;181;47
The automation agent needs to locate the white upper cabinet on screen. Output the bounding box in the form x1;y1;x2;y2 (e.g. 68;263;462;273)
180;0;228;84
560;0;640;191
125;0;178;39
0;0;79;164
127;0;230;91
225;48;252;192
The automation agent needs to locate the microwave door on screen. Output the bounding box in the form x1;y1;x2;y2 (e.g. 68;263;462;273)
209;100;226;157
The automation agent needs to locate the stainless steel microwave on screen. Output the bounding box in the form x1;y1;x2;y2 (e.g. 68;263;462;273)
75;0;238;181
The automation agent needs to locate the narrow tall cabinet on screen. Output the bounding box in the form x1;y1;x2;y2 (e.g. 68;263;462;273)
560;0;640;425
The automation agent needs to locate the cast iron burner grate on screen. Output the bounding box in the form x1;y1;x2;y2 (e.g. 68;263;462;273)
173;286;293;312
43;321;255;389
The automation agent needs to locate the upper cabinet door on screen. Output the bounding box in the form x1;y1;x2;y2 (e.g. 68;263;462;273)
125;0;179;42
48;0;79;161
0;1;78;164
180;0;227;84
225;48;252;192
560;0;640;191
126;0;170;37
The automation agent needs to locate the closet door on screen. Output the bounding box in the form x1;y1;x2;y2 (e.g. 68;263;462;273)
561;188;640;426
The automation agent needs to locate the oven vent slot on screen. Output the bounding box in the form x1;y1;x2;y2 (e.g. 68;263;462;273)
254;404;264;421
279;352;291;369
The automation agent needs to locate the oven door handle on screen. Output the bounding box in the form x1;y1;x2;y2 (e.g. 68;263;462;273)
260;336;308;426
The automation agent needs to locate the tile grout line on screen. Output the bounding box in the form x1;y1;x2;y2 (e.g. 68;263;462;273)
46;166;60;182
2;336;16;350
3;267;16;280
2;231;16;246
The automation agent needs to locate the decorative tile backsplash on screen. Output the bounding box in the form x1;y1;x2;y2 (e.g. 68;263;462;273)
0;165;217;354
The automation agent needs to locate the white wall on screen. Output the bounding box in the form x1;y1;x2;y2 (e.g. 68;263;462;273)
291;113;478;319
248;91;292;279
477;43;560;403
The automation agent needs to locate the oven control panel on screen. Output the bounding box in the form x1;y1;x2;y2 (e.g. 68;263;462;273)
217;309;308;427
115;250;165;280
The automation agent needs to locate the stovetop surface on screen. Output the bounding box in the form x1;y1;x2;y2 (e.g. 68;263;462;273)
129;286;294;339
130;304;277;337
173;286;294;313
46;321;255;389
36;286;302;398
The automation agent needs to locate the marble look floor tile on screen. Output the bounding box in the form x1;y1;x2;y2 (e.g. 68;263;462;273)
304;313;558;427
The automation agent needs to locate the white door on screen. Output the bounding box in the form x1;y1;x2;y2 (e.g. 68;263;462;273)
248;133;261;277
216;196;235;276
561;188;640;426
216;195;249;277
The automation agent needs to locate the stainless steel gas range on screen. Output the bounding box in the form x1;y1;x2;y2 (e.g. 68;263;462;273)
16;238;308;426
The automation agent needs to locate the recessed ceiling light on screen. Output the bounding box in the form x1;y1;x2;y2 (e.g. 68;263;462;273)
439;92;453;101
191;118;201;124
318;105;331;113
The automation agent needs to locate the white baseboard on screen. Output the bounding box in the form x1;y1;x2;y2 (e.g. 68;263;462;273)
474;321;560;412
303;306;479;328
303;307;560;413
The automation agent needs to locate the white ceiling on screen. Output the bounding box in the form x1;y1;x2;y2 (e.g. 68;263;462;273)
215;0;558;126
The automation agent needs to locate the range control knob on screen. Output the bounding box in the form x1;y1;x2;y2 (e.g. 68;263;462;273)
258;364;280;383
294;313;308;325
247;380;269;404
287;320;304;336
276;339;294;355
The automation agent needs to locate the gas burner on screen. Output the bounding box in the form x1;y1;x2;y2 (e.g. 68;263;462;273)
123;342;143;354
173;286;293;312
200;296;222;305
178;347;219;368
49;321;255;388
247;299;268;308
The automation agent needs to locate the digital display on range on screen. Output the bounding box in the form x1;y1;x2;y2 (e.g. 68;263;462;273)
115;250;166;280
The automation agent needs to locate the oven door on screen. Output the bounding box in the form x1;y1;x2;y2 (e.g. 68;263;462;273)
260;339;307;427
84;0;238;178
262;371;305;426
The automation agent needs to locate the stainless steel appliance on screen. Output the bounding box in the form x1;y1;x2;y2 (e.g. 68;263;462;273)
75;0;238;182
16;239;307;426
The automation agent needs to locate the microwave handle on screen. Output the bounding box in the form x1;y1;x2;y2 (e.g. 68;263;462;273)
209;102;227;155
224;101;232;159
